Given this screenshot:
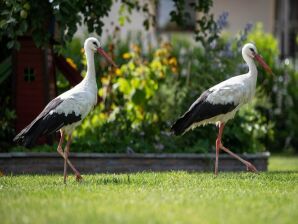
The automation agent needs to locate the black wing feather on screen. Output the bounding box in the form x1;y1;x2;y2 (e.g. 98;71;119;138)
170;90;237;135
13;97;81;148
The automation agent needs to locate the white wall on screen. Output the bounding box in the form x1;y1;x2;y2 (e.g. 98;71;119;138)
211;0;275;34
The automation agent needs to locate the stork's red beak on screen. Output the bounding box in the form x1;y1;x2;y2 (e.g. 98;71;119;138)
253;53;274;75
97;47;118;68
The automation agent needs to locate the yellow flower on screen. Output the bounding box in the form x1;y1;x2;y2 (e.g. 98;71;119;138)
115;68;122;76
158;71;165;78
155;48;167;57
99;112;108;120
171;67;178;74
155;49;162;57
101;77;109;85
131;44;141;54
151;60;162;70
168;57;177;66
123;53;131;59
98;88;104;96
162;58;168;65
162;42;172;50
66;58;77;70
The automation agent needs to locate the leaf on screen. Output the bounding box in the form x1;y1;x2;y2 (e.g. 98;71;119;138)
6;40;14;49
0;20;6;28
14;41;21;50
131;78;140;88
0;57;12;84
6;18;16;24
118;78;131;95
131;88;146;105
119;16;125;26
19;20;28;33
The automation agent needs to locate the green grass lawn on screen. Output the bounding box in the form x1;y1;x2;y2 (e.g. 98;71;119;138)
0;155;298;224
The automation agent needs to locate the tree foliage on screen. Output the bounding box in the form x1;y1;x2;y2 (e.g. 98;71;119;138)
0;0;114;48
0;0;216;49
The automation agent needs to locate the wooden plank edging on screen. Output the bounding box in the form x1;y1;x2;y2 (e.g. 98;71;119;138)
0;152;270;174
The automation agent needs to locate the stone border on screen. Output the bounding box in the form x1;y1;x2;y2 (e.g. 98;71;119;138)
0;152;270;174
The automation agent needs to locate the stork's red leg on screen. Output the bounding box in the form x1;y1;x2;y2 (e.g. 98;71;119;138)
216;123;258;173
215;122;225;175
220;145;258;172
63;135;72;183
57;131;82;182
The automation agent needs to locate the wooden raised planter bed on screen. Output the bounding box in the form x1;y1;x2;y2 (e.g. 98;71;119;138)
0;152;270;175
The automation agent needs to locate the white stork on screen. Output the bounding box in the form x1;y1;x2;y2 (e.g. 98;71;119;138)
13;37;117;183
171;43;273;175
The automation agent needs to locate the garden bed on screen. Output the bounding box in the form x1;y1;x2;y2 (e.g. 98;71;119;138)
0;152;270;174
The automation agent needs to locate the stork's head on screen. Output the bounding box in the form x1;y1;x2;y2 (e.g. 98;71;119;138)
242;43;273;75
84;37;117;67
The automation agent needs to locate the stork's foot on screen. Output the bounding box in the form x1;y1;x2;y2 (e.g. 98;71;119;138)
64;175;67;184
75;173;83;182
246;162;258;173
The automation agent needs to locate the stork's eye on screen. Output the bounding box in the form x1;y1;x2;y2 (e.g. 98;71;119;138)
93;41;98;47
249;48;255;52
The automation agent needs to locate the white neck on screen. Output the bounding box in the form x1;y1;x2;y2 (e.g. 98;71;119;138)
243;54;257;77
242;53;258;101
84;49;96;83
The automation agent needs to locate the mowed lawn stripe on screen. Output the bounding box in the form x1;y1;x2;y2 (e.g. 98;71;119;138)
0;156;297;224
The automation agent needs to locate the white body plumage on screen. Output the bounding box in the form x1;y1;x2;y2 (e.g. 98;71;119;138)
53;78;98;134
189;71;258;130
13;37;105;148
171;43;273;175
171;43;262;135
13;37;117;182
47;40;99;135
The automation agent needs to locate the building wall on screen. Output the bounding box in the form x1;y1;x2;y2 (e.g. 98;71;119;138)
211;0;275;34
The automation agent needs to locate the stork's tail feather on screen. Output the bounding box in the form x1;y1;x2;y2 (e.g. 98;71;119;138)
13;123;42;148
170;111;193;136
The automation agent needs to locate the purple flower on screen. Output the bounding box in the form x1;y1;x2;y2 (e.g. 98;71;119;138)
218;41;233;58
244;23;253;33
210;40;217;49
208;12;229;49
216;12;229;32
236;22;254;49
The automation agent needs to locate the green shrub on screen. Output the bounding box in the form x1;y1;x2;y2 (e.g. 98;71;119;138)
9;22;298;154
67;23;296;154
247;24;298;153
68;23;277;153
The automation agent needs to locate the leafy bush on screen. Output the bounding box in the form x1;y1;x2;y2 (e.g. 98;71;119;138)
7;11;298;154
72;42;181;153
247;24;298;153
66;21;277;154
49;21;297;154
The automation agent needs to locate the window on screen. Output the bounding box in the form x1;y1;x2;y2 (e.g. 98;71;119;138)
156;0;196;31
24;67;35;82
